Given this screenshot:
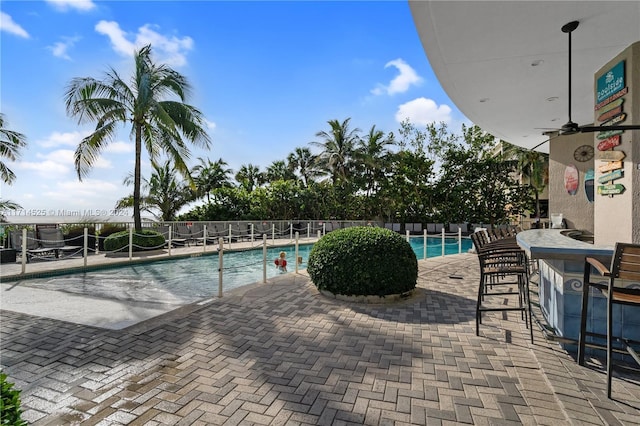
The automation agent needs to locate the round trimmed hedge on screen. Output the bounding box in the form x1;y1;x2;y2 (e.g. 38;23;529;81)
103;229;165;252
307;226;418;297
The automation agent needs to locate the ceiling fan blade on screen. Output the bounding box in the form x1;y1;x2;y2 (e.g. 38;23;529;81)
579;124;640;132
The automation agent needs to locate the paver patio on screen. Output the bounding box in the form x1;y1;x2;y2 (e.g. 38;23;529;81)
1;253;640;425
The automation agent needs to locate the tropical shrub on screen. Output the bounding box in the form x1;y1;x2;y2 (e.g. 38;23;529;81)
1;372;26;426
103;229;165;252
97;224;127;251
307;226;417;297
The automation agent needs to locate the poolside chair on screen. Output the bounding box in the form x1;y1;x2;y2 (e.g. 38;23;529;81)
253;222;271;238
36;228;83;259
578;243;640;398
189;222;204;244
407;223;422;234
10;230;52;261
173;224;191;246
474;239;533;344
150;225;183;248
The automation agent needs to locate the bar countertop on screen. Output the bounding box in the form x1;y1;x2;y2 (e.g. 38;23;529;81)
516;229;614;261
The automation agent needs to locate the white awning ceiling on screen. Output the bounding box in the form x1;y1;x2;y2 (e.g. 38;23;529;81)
409;1;640;152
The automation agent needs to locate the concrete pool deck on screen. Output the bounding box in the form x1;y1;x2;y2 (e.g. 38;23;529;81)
1;252;640;424
0;239;319;330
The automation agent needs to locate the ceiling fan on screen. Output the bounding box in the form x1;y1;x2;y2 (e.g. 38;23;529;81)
556;20;640;135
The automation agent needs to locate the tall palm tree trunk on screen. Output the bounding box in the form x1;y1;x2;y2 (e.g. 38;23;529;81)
133;124;143;232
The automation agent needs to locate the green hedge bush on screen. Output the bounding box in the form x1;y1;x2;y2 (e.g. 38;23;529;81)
98;224;127;251
103;229;166;252
1;372;26;426
307;226;417;297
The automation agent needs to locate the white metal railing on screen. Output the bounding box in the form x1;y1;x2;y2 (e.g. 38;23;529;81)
6;220;478;278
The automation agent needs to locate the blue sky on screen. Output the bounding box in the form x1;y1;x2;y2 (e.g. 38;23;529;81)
1;0;467;220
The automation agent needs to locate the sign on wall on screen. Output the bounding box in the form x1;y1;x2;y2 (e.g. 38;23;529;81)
596;60;625;103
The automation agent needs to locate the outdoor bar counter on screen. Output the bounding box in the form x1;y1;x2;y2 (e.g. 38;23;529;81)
515;229;640;346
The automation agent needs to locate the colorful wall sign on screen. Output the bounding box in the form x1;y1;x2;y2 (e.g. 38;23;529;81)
596;98;624;116
598;106;622;122
598;184;625;195
598;161;623;173
597;129;624;140
594;87;628;110
597;135;621;151
564;164;579;196
597;150;625;161
597;60;625;103
598;169;623;184
602;113;627;126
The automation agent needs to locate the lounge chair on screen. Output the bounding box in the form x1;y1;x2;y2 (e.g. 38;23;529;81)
11;230;52;262
35;228;83;260
191;223;218;245
448;223;469;235
173;224;191;246
253;222;271;238
407;223;422;234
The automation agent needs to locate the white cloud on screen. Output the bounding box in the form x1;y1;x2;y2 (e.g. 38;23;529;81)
0;12;29;38
45;0;96;12
103;141;134;154
48;36;81;60
16;148;112;178
38;149;74;165
93;157;112;169
371;59;422;96
395;97;453;126
42;179;121;206
37;131;87;148
204;119;217;131
95;20;193;67
24;150;78;176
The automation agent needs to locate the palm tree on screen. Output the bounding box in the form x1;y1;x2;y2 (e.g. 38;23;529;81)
64;44;211;231
192;157;232;202
115;160;194;221
354;125;394;196
287;147;320;187
0;113;27;186
0;113;27;212
500;141;548;222
265;160;295;183
235;163;264;192
311;118;360;184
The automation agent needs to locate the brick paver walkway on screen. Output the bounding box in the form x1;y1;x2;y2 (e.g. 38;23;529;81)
2;253;640;425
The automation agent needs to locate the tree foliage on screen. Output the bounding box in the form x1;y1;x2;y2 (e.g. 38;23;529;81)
65;44;211;231
176;120;536;224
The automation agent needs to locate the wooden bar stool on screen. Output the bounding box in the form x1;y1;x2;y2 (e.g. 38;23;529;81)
578;243;640;398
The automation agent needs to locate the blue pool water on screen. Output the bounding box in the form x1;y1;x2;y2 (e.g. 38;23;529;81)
16;237;471;304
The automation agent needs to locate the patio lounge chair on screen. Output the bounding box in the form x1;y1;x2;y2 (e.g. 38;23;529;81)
35;228;83;260
10;230;53;262
191;223;219;245
173;224;191;246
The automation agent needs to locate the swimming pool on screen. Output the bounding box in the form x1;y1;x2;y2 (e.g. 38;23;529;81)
13;237;471;304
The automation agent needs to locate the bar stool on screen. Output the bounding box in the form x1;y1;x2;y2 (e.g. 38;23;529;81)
473;238;534;344
578;243;640;398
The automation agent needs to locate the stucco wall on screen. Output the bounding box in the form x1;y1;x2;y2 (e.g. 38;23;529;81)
549;132;595;232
